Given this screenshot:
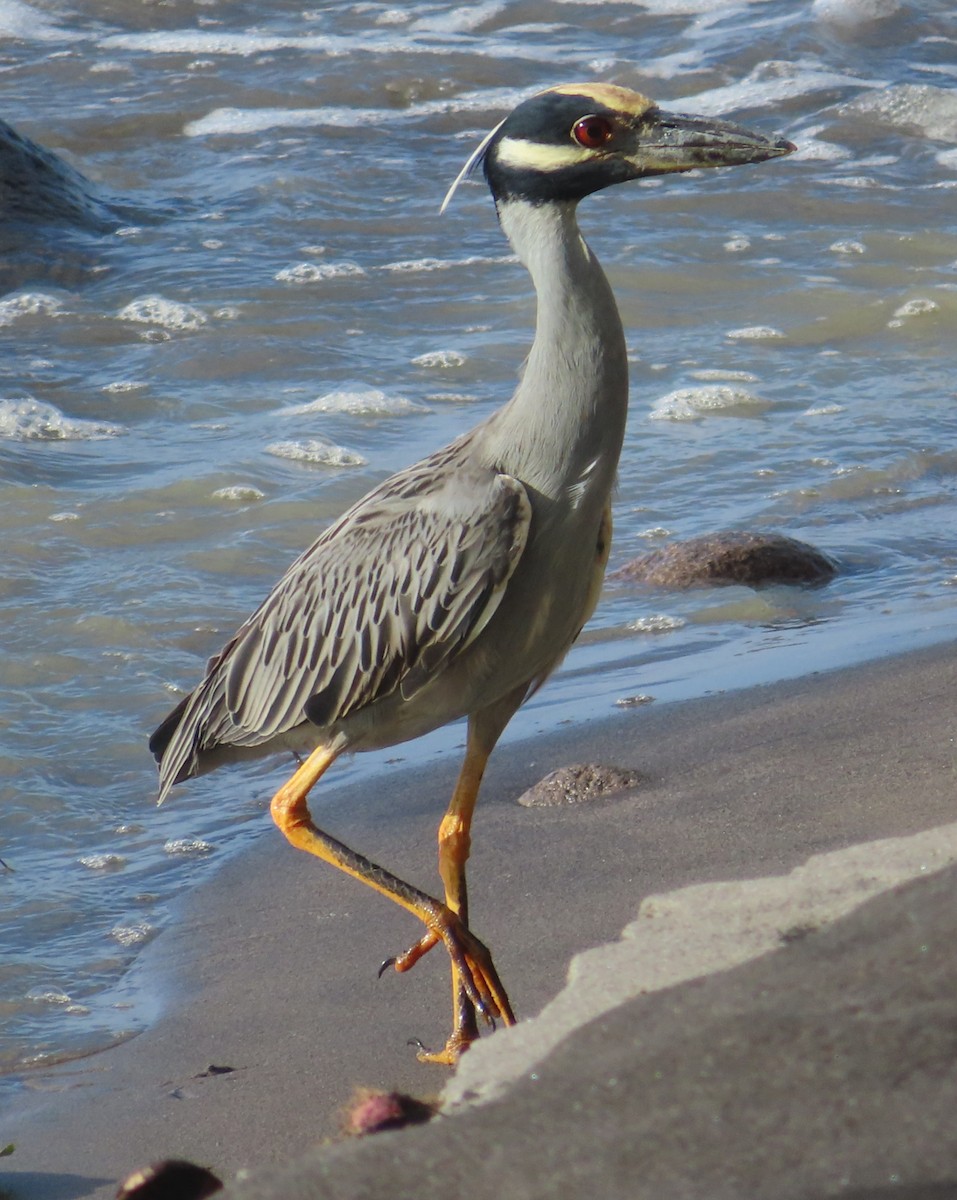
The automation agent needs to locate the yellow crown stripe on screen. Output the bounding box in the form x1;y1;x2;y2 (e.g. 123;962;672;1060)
548;83;654;117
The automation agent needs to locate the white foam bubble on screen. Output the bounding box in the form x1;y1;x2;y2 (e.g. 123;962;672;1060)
0;0;69;41
382;253;513;274
725;325;786;340
555;0;753;11
829;175;882;190
163;838;214;856
888;297;940;327
77;853;126;870
375;8;411;24
627;614;687;634
110;922;155;947
266;438;367;467
412;349;466;368
117;296;207;330
803;403;845;416
281;389;427;417
184;86;527;139
0;292;63;326
650;386;770;421
847;84;957;144
615;694;655;708
212;485;266;502
275;262;365;283
26;986;71;1005
101;30;340;56
689;369;759;383
426;392;478;405
0;397;125;442
410;1;505;31
186;105;368;137
812;0;905;25
679;60;880;119
102;381;148;394
382;257;452;274
635;48;707;80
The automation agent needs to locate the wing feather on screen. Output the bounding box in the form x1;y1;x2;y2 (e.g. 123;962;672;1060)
228;467;530;734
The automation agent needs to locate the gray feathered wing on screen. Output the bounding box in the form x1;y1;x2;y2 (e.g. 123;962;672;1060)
151;450;531;802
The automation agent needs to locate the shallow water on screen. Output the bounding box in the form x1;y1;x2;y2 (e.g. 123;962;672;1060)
2;0;956;1087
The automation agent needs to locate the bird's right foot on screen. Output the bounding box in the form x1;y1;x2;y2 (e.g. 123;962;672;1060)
379;908;516;1046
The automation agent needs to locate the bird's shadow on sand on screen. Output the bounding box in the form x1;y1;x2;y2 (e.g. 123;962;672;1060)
0;1172;113;1200
836;1188;957;1200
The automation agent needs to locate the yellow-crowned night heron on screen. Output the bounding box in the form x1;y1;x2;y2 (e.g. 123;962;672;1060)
151;83;794;1063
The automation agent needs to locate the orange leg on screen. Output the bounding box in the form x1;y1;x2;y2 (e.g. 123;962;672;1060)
269;741;513;1060
384;694;526;1062
418;722;496;1063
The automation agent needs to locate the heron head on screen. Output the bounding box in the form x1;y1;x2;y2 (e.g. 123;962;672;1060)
442;83;795;211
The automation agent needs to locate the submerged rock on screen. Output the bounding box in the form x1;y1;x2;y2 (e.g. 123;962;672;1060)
0;118;122;231
615;531;838;590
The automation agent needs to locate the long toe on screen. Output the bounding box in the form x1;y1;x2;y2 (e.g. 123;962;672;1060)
439;919;516;1029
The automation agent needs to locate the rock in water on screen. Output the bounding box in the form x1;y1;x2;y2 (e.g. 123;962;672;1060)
615;531;838;590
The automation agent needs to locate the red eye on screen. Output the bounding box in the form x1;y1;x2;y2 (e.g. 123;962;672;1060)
572;115;614;149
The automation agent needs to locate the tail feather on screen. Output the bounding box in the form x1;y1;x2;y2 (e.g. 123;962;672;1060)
149;693;197;804
150;666;256;803
149;696;188;763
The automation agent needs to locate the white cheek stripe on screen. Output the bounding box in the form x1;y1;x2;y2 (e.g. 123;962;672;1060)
494;136;597;173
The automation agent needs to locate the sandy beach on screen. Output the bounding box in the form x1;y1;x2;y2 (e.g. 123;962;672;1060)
4;641;957;1199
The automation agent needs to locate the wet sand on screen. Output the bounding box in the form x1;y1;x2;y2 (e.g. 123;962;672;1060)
4;642;957;1199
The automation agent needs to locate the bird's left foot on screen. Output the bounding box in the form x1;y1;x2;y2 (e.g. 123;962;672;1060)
411;1030;474;1066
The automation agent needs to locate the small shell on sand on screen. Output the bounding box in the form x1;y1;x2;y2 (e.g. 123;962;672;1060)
342;1089;436;1137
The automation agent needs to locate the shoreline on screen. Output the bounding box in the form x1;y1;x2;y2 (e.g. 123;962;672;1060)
4;639;957;1198
6;602;954;1098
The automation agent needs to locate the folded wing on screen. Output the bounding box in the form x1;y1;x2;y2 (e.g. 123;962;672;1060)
151;453;531;801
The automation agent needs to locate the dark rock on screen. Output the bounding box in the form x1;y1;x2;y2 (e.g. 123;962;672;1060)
116;1160;223;1200
0;118;122;231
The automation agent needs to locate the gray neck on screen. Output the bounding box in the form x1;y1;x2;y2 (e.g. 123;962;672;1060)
481;199;629;505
